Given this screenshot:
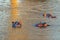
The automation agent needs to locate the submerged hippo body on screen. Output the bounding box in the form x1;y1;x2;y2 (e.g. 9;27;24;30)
36;22;50;28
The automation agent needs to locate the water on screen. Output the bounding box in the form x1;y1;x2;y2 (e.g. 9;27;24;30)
0;0;10;40
0;0;60;40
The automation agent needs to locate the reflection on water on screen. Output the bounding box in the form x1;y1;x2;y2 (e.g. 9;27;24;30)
0;0;60;40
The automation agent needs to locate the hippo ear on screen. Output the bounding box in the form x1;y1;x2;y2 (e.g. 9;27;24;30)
12;22;14;23
47;25;50;26
43;14;44;16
